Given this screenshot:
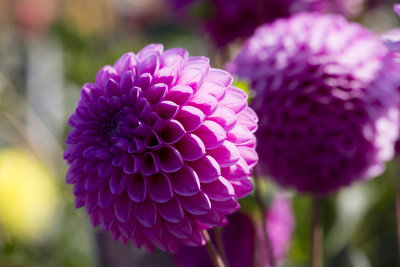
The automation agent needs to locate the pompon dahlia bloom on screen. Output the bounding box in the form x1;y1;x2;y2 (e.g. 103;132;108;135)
174;196;294;267
226;13;400;194
63;44;258;252
167;0;363;48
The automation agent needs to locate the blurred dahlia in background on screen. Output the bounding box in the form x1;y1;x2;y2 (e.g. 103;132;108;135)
0;148;59;243
166;0;365;48
174;196;294;267
227;13;400;194
64;44;258;252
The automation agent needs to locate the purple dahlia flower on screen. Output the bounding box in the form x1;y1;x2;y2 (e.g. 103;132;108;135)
63;44;258;252
174;196;294;267
167;0;363;48
227;13;400;194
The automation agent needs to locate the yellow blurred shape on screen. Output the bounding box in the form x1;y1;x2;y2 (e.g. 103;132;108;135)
0;148;59;243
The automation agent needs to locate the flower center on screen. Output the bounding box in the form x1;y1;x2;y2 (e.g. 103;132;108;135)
103;112;126;141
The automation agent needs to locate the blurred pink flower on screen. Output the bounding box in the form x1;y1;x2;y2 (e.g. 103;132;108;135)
227;13;400;194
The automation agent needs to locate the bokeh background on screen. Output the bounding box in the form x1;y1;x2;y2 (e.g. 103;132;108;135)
0;0;400;266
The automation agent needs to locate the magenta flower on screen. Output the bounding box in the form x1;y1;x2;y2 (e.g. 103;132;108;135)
174;196;294;267
227;13;400;195
63;44;258;252
167;0;363;48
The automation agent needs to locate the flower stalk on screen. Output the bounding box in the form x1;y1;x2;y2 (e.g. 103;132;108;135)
311;195;322;267
202;230;226;267
254;167;276;267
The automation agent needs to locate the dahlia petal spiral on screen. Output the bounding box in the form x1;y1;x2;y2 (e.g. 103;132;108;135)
227;13;400;194
64;44;258;252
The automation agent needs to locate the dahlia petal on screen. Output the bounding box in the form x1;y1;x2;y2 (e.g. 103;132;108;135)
99;208;115;230
134;198;157;227
188;155;221;183
115;194;132;223
155;100;179;120
122;155;136;174
137;99;153;122
105;78;120;97
220;87;247;113
158;197;185;223
166;85;193;105
176;106;205;132
237;146;259;168
141;219;162;239
162;47;189;65
165;215;193;239
75;194;85;208
73;176;86;195
85;174;107;192
127;174;147;202
160;120;186;144
175;134;205;161
148;173;174;203
114;52;137;74
69;158;84;175
144;130;162;150
205;68;233;87
195;209;225;227
83;159;98;173
88;208;100;226
179;192;211;215
212;197;240;213
161;51;185;69
98;162;114;178
115;137;131;152
98;186;116;209
207;141;241;167
231;178;253;198
118;217;137;238
178;67;205;91
145;83;168;104
154;65;178;85
95;148;112;160
139;54;159;75
66;168;79;184
194;120;226;149
110;171;129;194
187;93;218;116
227;124;253;145
221;158;250;181
120;70;135;94
208;105;237;132
169;165;201;196
137;44;163;60
135;73;152;89
133;154;144;173
180;230;205;247
197;81;226;100
201;176;235;201
142;152;159;176
95;65;119;88
85;192;98;212
159;146;184;173
148;112;163;129
237;107;258;133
